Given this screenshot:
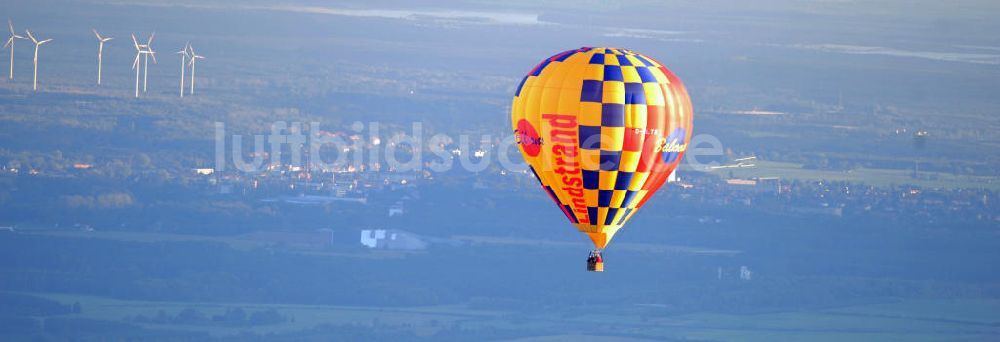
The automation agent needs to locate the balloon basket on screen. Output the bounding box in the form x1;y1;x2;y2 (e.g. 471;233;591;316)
587;261;604;272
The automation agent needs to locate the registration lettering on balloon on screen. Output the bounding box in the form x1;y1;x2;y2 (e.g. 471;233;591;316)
629;127;661;136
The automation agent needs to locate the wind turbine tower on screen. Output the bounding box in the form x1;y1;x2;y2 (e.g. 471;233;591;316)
93;29;112;85
142;32;156;93
25;29;52;91
187;44;204;95
131;34;141;97
130;33;155;98
176;43;189;97
4;20;25;80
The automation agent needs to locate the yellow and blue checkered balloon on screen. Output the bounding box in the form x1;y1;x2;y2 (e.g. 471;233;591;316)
511;47;693;250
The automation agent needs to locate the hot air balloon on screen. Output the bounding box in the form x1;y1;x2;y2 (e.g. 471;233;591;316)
510;47;693;272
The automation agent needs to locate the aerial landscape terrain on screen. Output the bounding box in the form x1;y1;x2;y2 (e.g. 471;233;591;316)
0;0;998;340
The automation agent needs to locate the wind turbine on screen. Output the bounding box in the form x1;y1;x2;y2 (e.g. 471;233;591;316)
92;29;112;85
131;34;141;97
130;33;155;98
141;32;156;93
176;43;189;97
186;44;204;95
4;20;25;80
25;29;52;91
130;33;147;97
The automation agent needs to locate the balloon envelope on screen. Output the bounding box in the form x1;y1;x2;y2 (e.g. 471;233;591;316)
511;47;693;249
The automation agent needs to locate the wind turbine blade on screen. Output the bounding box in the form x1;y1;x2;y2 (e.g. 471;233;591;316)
39;39;52;45
131;34;139;49
25;30;36;43
104;37;113;42
8;20;14;35
149;51;157;64
147;32;155;46
132;54;140;70
93;29;101;40
3;37;10;49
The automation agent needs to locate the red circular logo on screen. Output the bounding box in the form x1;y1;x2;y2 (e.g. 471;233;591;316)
515;119;542;157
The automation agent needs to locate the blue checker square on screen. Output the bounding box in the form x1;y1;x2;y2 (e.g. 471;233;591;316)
614;172;633;190
599;151;621;171
601;104;625;127
603;65;624;82
634;55;654;66
587;207;598;224
624;83;646;105
604;208;619;225
582;170;600;190
580;80;603;103
636;67;657;83
598;190;614;207
616;54;633;66
578;125;602;150
589;53;605;64
621;190;637;207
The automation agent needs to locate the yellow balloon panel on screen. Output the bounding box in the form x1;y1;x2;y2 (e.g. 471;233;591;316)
511;47;693;249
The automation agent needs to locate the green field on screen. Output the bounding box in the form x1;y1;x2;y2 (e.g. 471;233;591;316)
707;160;999;191
675;300;1000;342
34;292;499;338
28;292;1000;341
